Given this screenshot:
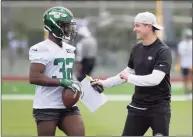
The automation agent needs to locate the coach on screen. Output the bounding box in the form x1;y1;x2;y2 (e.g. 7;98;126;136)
91;11;172;136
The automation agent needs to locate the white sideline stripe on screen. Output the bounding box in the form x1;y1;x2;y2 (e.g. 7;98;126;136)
1;94;191;101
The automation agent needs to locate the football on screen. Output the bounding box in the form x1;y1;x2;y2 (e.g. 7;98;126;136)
62;88;81;108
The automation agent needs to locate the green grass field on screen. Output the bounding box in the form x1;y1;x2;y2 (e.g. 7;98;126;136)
2;81;185;95
2;81;192;136
2;101;192;136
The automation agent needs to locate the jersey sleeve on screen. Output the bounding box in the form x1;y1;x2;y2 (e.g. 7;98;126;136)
127;52;134;69
127;70;165;86
154;48;172;74
29;45;51;65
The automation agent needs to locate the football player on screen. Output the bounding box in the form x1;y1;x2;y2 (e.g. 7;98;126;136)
175;28;192;99
29;7;84;136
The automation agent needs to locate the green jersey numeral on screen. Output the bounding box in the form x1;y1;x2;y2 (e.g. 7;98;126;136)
52;58;74;80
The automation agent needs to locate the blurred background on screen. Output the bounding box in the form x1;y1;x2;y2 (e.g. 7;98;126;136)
1;1;192;77
1;0;192;136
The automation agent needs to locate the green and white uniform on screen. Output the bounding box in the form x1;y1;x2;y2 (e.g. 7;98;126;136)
29;39;76;109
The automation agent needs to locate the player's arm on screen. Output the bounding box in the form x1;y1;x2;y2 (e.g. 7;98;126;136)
91;52;135;88
29;46;75;88
175;54;181;72
176;54;181;66
176;44;181;65
120;48;172;87
29;63;60;86
175;43;181;72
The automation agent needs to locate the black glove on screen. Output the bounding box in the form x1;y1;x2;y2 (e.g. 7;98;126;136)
90;80;104;94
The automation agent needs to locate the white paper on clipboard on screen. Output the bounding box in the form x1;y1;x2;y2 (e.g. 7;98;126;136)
80;77;108;112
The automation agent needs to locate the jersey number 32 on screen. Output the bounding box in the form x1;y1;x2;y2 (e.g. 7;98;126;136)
52;58;74;80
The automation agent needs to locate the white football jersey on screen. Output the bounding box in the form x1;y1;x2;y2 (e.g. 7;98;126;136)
178;39;192;68
29;39;76;109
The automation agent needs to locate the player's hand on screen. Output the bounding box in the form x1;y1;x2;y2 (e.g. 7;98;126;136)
90;79;104;94
60;79;73;87
60;79;81;93
120;70;128;80
68;80;82;93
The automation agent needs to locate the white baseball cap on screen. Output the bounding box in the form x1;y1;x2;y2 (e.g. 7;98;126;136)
134;11;164;30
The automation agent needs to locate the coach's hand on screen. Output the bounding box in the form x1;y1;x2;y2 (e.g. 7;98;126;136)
120;71;128;80
91;79;102;86
91;79;104;94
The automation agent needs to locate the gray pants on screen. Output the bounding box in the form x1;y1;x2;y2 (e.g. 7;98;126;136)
33;106;80;129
